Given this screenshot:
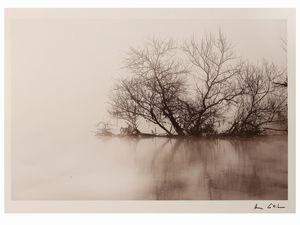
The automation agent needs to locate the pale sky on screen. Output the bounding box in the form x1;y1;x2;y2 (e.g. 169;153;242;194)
9;15;286;140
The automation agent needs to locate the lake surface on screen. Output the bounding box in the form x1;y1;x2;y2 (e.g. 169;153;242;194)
12;135;287;200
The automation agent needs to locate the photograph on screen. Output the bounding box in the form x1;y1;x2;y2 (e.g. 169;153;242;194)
4;8;295;212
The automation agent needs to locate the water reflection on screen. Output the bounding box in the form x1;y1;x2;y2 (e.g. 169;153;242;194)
127;136;287;200
12;134;287;200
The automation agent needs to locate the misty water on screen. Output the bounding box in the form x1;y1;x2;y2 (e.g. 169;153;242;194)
13;134;287;200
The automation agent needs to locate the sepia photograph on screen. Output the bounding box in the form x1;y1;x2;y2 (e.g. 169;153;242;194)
5;8;295;212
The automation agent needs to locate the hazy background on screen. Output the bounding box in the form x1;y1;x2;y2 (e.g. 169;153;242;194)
9;18;287;199
11;19;286;136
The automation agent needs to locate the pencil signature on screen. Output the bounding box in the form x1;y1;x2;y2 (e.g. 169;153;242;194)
254;203;285;210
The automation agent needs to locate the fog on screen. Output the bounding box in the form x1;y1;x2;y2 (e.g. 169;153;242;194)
13;135;287;200
10;18;286;137
9;14;287;200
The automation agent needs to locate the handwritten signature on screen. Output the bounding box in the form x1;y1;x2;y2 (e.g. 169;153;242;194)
254;203;285;210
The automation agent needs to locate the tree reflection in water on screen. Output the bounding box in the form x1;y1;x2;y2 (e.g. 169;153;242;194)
131;136;287;200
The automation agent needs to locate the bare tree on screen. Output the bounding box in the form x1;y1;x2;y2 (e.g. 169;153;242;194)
182;31;243;135
109;37;188;135
106;32;287;137
274;37;288;87
95;121;113;136
226;61;287;135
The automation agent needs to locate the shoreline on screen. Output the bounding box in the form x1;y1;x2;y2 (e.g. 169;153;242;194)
94;132;288;140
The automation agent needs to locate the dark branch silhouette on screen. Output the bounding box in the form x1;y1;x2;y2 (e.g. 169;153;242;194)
226;61;287;135
101;32;287;137
110;38;188;136
181;31;243;135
